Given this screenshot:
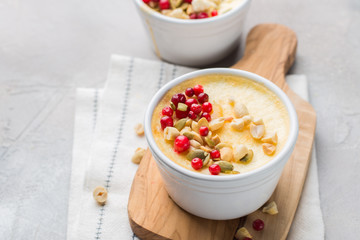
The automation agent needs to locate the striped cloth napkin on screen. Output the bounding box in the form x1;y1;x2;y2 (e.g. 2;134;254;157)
67;55;324;240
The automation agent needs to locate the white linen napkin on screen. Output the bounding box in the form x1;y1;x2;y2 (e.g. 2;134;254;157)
67;55;324;240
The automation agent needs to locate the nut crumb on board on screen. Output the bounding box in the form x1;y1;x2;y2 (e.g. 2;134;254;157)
262;201;279;215
134;123;144;136
131;147;146;164
93;186;108;205
235;227;252;239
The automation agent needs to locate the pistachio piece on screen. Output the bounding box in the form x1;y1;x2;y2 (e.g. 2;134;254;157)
134;123;144;136
169;8;190;19
242;115;253;125
93;186;108;205
212;134;221;145
177;102;188;112
250;123;265;139
131;147;146;164
262;201;279;215
224;170;240;174
209;117;225;131
170;0;183;9
187;149;206;161
191;121;199;133
185;119;192;126
253;117;264;125
262;132;278;145
233;144;248;162
191;131;204;144
230;118;245;131
180;126;192;134
180;2;189;10
174;118;187;131
182;131;195;140
190;139;201;148
186;4;194;15
215;142;232;150
234;103;249;118
204;136;215;148
203;153;211;166
235;227;252;240
200;145;212;153
240;149;253;164
164;127;180;141
220;147;233;162
216;161;234;172
262;143;276;155
170;101;176;110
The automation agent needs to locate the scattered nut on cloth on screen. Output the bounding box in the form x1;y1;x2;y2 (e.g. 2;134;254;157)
67;56;324;240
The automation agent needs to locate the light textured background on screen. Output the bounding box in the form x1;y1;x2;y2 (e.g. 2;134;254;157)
0;0;359;239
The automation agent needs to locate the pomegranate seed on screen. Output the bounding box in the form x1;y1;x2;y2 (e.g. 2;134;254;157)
210;150;220;159
162;106;173;117
199;126;209;136
197;12;208;19
143;0;151;3
174;135;190;153
185;87;194;97
188;111;197;120
185;98;198;108
176;109;189;119
184;0;192;3
171;93;186;107
201;112;211;122
252;219;264;231
190;104;202;114
160;116;173;129
159;0;170;9
197;92;209;104
191;157;203;170
193;84;204;96
202;102;212;113
209;164;221;175
189;13;197;19
177;93;186;103
211;10;218;16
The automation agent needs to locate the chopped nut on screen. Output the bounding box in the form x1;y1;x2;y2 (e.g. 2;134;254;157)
182;130;195;139
235;227;252;240
134;123;144;136
233;144;248;162
186;4;194;15
262;132;278;145
93;186;108;205
174;118;187;131
234;103;249;118
187;149;207;161
220;147;233;162
191;121;199;133
215;142;232;150
224;170;240;174
253;117;264;125
203;153;211;167
131;147;146;164
262;143;276;155
209;117;225;131
200;145;212;153
240;149;253;164
191;131;204;145
242;115;253;125
177;102;188;111
169;8;190;19
230;118;245;131
204;136;216;147
250;123;265;139
185;119;192;126
170;0;183;9
190;139;201;148
180;3;189;10
164;127;180;141
197;117;209;128
212;134;221;145
192;0;216;12
262;201;279;215
216;161;234;172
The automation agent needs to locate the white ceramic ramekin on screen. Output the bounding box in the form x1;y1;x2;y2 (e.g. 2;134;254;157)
133;0;251;67
144;68;299;220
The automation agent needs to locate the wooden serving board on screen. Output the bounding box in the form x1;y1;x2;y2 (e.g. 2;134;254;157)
128;24;316;240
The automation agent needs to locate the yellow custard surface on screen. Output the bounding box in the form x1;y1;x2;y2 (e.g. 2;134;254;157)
151;74;290;175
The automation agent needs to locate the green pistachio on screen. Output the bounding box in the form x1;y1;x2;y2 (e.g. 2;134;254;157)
186;149;207;161
216;161;234;173
240;149;254;164
174;118;187;131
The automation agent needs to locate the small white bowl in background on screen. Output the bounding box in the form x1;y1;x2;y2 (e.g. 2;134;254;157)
144;68;299;220
133;0;251;67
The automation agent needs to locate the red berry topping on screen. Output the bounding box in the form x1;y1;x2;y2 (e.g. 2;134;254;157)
177;93;186;103
159;0;170;9
191;157;203;170
210;149;220;159
174;135;190;153
185;87;194;97
197;92;209;104
189;13;197;19
211;10;218;16
171;93;186;107
160;116;173;129
185;98;198;108
209;164;221;175
184;0;192;3
202;102;212;113
188;111;197;120
176;109;189;119
199;126;209;136
162;106;173;117
193;84;204;96
197;12;208;19
143;0;151;3
252;219;265;231
190;104;202;114
201;112;211;122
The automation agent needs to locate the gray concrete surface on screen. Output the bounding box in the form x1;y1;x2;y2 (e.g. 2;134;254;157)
0;0;359;239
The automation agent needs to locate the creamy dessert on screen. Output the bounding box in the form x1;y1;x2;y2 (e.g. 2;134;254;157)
142;0;245;20
151;74;290;175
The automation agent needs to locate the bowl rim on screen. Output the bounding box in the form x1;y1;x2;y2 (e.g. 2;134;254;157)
133;0;251;25
144;68;299;182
